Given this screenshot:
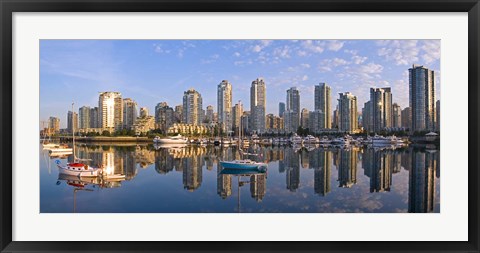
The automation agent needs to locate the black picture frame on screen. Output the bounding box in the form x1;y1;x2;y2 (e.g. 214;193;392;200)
1;0;478;252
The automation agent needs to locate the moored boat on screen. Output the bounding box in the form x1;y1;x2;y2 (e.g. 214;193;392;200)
219;160;267;171
153;134;188;144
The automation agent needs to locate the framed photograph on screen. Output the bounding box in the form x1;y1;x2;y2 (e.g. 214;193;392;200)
1;0;478;252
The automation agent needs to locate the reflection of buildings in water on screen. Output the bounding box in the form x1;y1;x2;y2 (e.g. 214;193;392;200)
285;147;300;192
310;150;332;196
401;149;412;171
392;152;402;174
250;174;266;201
408;149;437;213
182;156;203;191
122;149;137;180
300;150;309;169
155;148;175;174
217;169;232;199
337;148;358;188
363;148;392;193
75;145;137;180
134;146;155;168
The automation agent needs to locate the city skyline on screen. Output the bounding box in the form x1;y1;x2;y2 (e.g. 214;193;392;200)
40;40;440;128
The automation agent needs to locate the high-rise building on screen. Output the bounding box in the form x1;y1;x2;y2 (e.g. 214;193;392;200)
206;105;214;123
99;92;123;130
232;101;243;134
78;106;91;129
155;102;174;132
174;105;183;123
48;116;60;133
338;92;358;133
241;111;250;134
436;100;440;132
89;107;99;128
392;103;402;128
332;106;339;129
300;108;309;128
250;78;266;133
308;110;324;134
279;102;285;118
285;87;300;133
123;98;138;130
67;111;78;134
362;101;373;132
182;88;203;125
218;80;233;133
409;65;436;132
401;107;412;130
370;87;393;132
314;83;332;129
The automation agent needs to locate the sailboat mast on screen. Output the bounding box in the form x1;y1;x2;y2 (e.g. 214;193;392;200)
72;102;75;161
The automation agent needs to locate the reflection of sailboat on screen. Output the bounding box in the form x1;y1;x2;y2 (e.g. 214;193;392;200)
57;174;97;213
219;168;267;212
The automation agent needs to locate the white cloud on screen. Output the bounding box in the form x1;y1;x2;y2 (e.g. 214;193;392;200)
376;40;420;65
153;44;170;54
421;40;440;64
352;55;368;64
273;45;291;59
302;75;309;81
201;54;220;64
251;40;273;53
327;40;345;51
300;63;311;68
233;52;241;57
301;40;325;54
318;57;350;72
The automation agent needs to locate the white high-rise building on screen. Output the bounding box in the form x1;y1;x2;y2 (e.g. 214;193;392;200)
250;78;266;133
218;80;233;133
99;92;123;130
183;88;203;125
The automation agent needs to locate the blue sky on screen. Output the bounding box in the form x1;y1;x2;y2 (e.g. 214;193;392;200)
40;40;440;128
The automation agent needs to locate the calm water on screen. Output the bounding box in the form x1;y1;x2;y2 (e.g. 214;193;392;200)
40;143;440;213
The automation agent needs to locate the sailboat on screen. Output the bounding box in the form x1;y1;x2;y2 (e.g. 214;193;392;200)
56;102;101;178
219;148;267;172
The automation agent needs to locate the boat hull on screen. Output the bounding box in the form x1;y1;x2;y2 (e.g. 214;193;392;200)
219;161;266;170
57;165;100;177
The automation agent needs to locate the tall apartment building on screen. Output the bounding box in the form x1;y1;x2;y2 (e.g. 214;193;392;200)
183;88;203;125
314;83;332;129
250;78;266;133
98;92;123;130
338;92;358;133
409;65;436;132
123;98;138;130
218;80;233;132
